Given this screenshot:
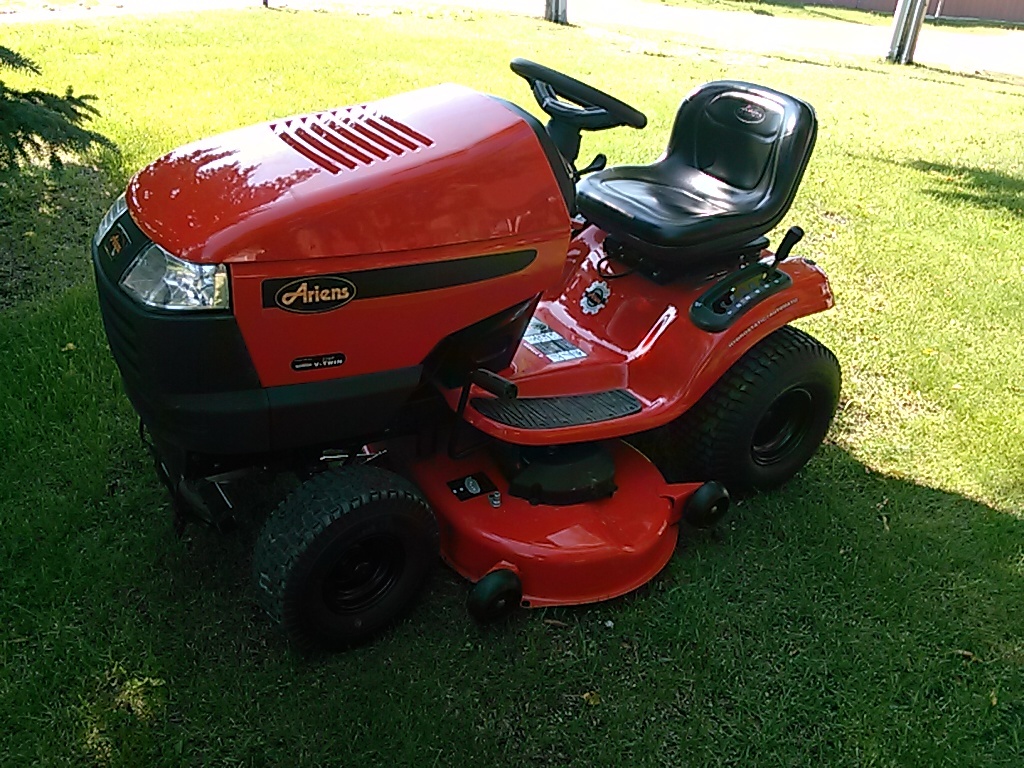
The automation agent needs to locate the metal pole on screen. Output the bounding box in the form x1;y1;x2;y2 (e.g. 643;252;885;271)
899;0;928;64
887;0;914;61
545;0;568;24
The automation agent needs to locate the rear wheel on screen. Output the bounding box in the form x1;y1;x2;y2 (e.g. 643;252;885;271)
673;325;840;492
253;466;438;652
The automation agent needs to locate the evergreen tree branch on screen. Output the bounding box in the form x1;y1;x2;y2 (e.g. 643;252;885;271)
0;46;42;75
0;49;113;168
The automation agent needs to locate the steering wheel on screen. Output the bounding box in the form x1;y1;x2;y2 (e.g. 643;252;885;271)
510;58;647;131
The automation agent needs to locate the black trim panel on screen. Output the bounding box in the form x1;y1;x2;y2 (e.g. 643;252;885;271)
689;261;793;332
94;259;259;396
261;249;537;309
266;366;424;450
94;238;271;457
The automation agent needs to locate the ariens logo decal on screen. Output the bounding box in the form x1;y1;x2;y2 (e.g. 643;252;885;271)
735;102;767;125
103;223;131;260
272;276;356;314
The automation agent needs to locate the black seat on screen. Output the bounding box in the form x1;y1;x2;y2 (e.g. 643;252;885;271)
576;80;817;264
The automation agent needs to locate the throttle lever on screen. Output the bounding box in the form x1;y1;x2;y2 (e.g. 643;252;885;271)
770;226;805;269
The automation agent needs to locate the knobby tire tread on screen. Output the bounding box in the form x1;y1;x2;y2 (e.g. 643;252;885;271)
252;467;435;632
674;325;840;489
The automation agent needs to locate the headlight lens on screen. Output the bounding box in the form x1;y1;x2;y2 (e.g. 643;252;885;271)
93;193;128;249
120;243;230;311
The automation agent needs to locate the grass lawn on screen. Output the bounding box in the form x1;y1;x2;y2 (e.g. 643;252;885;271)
0;0;97;9
2;5;1023;767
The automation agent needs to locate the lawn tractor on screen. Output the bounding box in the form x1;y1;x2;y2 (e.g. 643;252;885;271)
91;59;840;651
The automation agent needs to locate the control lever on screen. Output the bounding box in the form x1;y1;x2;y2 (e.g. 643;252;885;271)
769;226;804;269
455;368;517;425
577;154;607;177
469;369;518;401
449;369;518;460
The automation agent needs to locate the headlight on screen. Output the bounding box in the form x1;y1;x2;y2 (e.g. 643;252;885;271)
93;193;128;249
120;243;230;311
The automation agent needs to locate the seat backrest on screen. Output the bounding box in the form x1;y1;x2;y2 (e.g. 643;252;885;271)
664;80;817;206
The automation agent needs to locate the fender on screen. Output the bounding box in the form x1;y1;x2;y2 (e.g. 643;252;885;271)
453;225;834;445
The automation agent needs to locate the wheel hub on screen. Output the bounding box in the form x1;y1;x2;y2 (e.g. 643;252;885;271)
322;536;404;614
751;387;813;465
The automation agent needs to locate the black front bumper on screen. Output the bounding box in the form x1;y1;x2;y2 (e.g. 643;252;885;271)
92;215;272;470
92;210;430;478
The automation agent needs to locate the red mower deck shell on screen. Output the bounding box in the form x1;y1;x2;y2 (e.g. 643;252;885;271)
404;440;706;606
127;85;571;388
451;225;835;445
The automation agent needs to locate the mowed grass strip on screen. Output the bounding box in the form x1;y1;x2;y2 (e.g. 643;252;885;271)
1;7;1022;767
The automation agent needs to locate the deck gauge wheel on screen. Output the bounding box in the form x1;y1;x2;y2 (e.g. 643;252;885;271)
467;569;523;624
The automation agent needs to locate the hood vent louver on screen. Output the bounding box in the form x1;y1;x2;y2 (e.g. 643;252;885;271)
270;106;434;174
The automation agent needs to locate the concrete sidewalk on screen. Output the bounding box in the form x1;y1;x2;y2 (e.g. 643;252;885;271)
2;0;1022;78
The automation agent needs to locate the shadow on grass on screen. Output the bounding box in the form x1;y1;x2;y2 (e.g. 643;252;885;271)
0;157;125;309
909;61;1024;90
64;438;1022;765
727;1;1022;31
898;158;1024;219
157;440;1024;650
663;0;889;25
626;30;1023;94
803;7;877;24
928;16;1024;32
769;52;1024;92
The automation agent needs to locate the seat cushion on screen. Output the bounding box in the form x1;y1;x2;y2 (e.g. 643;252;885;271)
577;164;764;248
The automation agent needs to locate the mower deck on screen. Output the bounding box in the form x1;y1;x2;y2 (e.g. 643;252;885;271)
404;440;704;607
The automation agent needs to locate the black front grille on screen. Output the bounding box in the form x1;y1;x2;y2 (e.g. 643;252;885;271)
98;282;142;380
91;221;269;458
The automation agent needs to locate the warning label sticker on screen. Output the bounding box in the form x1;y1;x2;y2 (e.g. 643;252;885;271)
523;318;587;363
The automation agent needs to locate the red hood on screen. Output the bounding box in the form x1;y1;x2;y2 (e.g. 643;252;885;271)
128;84;568;264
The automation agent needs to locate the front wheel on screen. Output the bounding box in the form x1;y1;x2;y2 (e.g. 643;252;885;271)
253;466;438;652
672;325;840;492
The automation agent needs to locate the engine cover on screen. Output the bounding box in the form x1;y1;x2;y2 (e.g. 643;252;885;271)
127;85;571;389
